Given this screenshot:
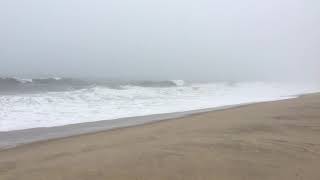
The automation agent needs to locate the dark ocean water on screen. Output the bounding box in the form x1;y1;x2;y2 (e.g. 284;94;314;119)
0;77;182;94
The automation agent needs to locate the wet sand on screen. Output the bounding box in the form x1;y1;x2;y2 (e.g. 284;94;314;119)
1;93;320;180
0;105;239;149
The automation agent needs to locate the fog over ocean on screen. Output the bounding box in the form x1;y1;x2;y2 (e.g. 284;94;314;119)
1;0;319;132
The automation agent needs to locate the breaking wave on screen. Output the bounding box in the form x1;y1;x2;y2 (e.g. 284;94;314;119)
0;77;186;94
0;80;319;131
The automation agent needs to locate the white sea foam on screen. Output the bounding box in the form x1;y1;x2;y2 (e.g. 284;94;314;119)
171;80;185;86
0;82;319;131
13;77;33;83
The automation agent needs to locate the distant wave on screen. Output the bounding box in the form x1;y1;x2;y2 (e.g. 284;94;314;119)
0;77;187;94
124;80;185;87
0;77;65;84
171;80;185;86
0;77;90;94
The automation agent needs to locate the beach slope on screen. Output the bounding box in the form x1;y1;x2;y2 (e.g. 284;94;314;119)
1;94;320;180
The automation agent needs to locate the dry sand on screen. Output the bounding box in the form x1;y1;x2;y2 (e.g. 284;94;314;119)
1;93;320;180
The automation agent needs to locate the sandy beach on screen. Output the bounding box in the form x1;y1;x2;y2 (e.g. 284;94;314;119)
0;93;320;180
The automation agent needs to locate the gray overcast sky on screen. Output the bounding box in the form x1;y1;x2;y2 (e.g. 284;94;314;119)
0;0;319;81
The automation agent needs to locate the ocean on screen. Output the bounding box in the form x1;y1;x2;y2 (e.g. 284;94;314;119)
0;77;319;132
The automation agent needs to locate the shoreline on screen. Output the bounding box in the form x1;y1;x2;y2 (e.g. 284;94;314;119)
0;95;299;150
0;103;249;150
1;93;320;179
